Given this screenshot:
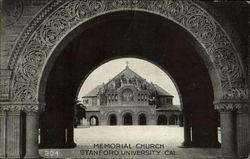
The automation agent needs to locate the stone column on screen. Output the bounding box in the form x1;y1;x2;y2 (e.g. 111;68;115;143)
66;125;76;148
23;103;43;159
0;103;42;159
166;116;169;125
24;111;40;159
235;101;250;158
181;114;191;147
134;114;138;125
214;101;241;159
117;112;123;125
0;104;24;158
176;116;180;125
219;111;235;158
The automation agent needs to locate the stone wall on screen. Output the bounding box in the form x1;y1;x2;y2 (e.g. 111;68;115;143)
1;0;51;69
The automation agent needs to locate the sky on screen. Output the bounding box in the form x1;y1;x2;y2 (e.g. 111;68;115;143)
78;58;180;105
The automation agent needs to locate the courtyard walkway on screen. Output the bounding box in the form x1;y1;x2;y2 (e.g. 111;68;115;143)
39;126;220;159
75;126;184;146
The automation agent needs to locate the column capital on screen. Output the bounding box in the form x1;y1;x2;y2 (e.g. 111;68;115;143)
214;100;250;113
0;102;45;114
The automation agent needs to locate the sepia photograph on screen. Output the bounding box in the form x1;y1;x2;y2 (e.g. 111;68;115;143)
0;0;249;159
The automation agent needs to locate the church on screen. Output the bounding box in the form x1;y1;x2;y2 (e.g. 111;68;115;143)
82;64;182;126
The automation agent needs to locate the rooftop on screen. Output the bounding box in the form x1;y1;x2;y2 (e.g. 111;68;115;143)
82;65;173;98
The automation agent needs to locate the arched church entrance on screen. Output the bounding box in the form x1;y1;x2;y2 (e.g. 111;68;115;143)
89;116;99;126
138;114;147;125
157;115;168;125
1;1;249;159
109;114;117;126
124;113;133;125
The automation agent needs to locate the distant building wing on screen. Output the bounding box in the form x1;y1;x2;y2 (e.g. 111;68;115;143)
83;85;102;97
154;84;173;97
86;106;100;111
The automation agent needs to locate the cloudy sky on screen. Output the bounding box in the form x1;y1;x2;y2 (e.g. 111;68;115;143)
78;58;180;105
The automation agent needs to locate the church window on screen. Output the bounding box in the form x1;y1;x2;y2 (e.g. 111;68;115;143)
85;99;89;104
122;89;133;102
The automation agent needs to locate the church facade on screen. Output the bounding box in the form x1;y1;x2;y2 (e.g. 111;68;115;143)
82;65;182;126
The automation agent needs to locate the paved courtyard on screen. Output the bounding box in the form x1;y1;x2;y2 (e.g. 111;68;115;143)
74;126;184;146
39;126;221;159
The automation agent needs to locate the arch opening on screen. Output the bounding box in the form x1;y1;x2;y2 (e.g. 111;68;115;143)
157;115;168;125
109;114;117;126
38;10;220;151
89;116;99;126
124;113;133;125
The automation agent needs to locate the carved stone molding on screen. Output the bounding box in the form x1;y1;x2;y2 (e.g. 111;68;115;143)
214;100;250;113
0;102;44;113
7;0;248;102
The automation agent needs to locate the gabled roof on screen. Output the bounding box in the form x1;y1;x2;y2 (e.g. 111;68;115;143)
105;65;147;86
83;85;102;97
154;84;173;97
82;66;173;98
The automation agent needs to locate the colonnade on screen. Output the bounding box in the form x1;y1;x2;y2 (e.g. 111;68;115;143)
182;101;250;158
0;101;249;158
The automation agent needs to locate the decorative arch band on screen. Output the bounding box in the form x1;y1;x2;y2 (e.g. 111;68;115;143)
10;0;248;102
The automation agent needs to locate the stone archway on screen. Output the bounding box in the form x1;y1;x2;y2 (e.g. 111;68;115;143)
109;114;117;126
157;115;168;125
9;1;248;103
89;116;99;126
1;1;249;159
123;113;133;125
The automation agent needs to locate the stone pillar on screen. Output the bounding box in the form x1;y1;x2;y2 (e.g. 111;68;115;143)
134;114;138;125
181;114;191;147
0;105;24;158
117;113;123;125
176;116;180;125
219;111;235;158
214;101;246;159
148;114;156;125
235;101;250;158
24;111;40;159
66;125;76;148
0;103;42;159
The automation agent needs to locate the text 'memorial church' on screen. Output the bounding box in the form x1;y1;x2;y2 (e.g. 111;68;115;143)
81;63;182;126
